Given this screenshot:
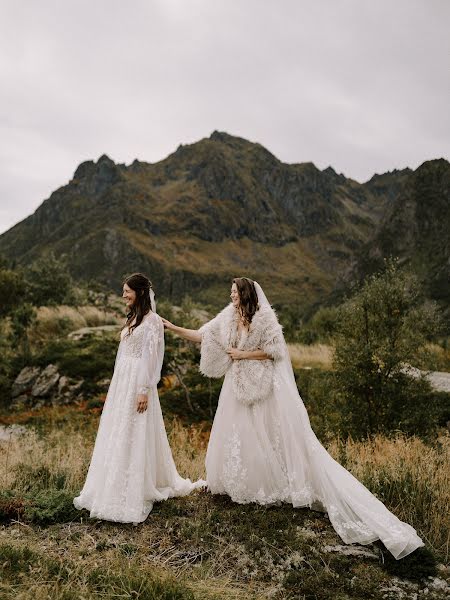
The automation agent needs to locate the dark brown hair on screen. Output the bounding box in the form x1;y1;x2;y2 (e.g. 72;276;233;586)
123;272;153;335
232;277;259;326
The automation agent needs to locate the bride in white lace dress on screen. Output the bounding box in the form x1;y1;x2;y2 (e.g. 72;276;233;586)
74;273;203;523
162;277;424;559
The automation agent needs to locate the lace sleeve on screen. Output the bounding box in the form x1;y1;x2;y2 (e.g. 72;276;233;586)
136;315;165;396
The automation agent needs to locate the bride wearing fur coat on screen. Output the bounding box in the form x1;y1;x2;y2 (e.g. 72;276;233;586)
162;277;423;560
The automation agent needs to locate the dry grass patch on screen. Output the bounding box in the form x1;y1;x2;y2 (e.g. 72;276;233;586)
168;418;208;481
328;434;450;561
31;305;121;341
0;409;448;598
288;343;334;369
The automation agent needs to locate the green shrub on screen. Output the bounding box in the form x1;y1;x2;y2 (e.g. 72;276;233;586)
333;260;442;438
0;268;27;317
24;252;75;307
35;333;118;393
0;544;38;578
12;463;67;493
23;489;79;525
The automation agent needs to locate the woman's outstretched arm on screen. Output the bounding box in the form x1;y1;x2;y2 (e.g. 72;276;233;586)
161;317;202;344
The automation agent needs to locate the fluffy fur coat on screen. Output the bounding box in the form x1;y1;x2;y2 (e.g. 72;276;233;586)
199;304;285;406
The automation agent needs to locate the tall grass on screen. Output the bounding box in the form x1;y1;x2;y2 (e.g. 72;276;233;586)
327;434;450;560
288;343;333;369
31;305;121;341
167;418;209;482
1;412;447;561
1;427;90;492
0;412;448;599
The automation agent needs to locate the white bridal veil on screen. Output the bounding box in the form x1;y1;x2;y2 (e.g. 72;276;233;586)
252;281;423;560
149;288;156;312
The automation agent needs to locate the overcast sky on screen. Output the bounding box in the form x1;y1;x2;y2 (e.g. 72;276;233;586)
1;0;449;234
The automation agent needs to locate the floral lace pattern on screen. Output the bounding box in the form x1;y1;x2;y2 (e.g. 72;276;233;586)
204;306;424;559
221;425;249;501
74;312;204;523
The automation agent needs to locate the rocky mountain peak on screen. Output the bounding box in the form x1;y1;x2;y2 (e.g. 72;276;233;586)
0;133;447;310
73;154;122;196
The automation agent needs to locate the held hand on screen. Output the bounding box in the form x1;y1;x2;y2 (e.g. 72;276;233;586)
161;317;176;331
137;393;148;413
227;348;247;360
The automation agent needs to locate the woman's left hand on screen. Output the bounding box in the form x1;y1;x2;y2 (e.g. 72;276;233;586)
161;317;176;331
227;348;247;360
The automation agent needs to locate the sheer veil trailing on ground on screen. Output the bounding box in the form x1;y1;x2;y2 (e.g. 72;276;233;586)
206;281;423;560
255;281;423;559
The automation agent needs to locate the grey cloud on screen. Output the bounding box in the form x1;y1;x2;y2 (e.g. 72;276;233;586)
0;0;449;233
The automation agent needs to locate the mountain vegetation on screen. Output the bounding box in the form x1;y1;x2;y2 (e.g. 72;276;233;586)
2;131;447;317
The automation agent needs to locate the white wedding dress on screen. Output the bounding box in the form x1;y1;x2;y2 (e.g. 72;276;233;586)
203;283;424;559
74;311;203;523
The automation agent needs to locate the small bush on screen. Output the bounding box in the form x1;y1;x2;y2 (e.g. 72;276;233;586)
23;488;79;525
0;544;38;577
35;333;118;393
333;260;442;438
0;490;26;522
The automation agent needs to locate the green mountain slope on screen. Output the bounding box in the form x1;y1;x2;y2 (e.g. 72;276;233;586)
0;132;446;311
354;158;450;305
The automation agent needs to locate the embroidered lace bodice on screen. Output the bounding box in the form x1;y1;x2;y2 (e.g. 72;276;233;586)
73;311;203;523
116;312;164;395
201;302;424;560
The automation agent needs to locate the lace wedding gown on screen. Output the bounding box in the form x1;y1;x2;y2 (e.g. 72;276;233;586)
74;312;203;523
202;284;424;560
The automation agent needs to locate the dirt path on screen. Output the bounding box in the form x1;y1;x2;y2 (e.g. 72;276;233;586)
402;365;450;393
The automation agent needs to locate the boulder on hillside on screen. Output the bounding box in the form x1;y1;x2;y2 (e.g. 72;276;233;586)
31;364;60;397
68;324;120;341
54;375;84;405
11;366;42;398
96;378;111;392
10;364;84;410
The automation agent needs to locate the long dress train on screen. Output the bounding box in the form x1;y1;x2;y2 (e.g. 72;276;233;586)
201;291;424;560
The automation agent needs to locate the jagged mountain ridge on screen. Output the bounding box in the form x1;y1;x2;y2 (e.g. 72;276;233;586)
0;131;447;309
355;158;450;304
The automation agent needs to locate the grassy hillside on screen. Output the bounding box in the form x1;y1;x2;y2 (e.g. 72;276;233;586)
0;132;400;311
0;407;448;600
354;159;450;306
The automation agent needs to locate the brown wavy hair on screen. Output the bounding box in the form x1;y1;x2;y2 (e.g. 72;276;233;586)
232;277;259;326
123;272;153;335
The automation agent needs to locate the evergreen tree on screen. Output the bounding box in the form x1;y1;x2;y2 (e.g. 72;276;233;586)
333;260;440;437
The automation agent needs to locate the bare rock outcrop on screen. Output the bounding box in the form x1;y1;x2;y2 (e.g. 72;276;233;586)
11;365;84;410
